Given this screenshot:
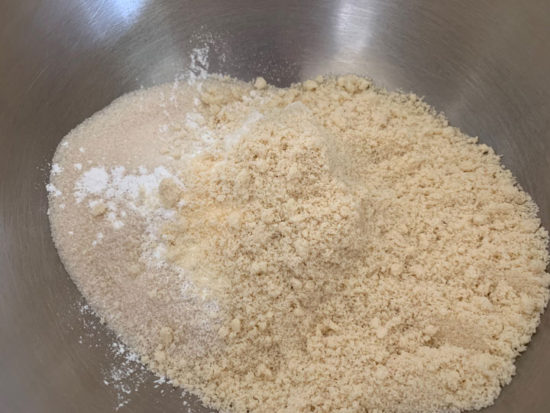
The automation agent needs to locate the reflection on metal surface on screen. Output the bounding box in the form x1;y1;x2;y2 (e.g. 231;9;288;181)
81;0;148;39
1;1;550;412
110;0;147;21
334;0;372;55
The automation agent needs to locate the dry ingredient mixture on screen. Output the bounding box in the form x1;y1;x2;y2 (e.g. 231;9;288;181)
48;74;550;413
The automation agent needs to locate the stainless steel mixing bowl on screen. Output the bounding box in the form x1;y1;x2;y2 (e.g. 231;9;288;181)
1;1;549;412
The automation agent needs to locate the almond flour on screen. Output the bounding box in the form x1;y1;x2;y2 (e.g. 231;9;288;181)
48;74;550;413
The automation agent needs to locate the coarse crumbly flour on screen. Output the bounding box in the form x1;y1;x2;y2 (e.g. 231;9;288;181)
48;74;550;413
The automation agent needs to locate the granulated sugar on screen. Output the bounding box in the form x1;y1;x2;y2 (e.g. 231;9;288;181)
48;74;550;413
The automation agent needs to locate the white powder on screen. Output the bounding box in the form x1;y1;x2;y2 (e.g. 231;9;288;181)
46;183;62;197
75;167;109;202
188;45;210;83
74;165;180;230
51;163;63;175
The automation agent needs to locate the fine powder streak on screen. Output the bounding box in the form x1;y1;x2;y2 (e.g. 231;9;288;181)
48;74;550;413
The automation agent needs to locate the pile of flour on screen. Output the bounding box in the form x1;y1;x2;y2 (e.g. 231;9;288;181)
48;74;549;413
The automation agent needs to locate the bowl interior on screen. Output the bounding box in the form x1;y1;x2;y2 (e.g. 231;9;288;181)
1;1;549;412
